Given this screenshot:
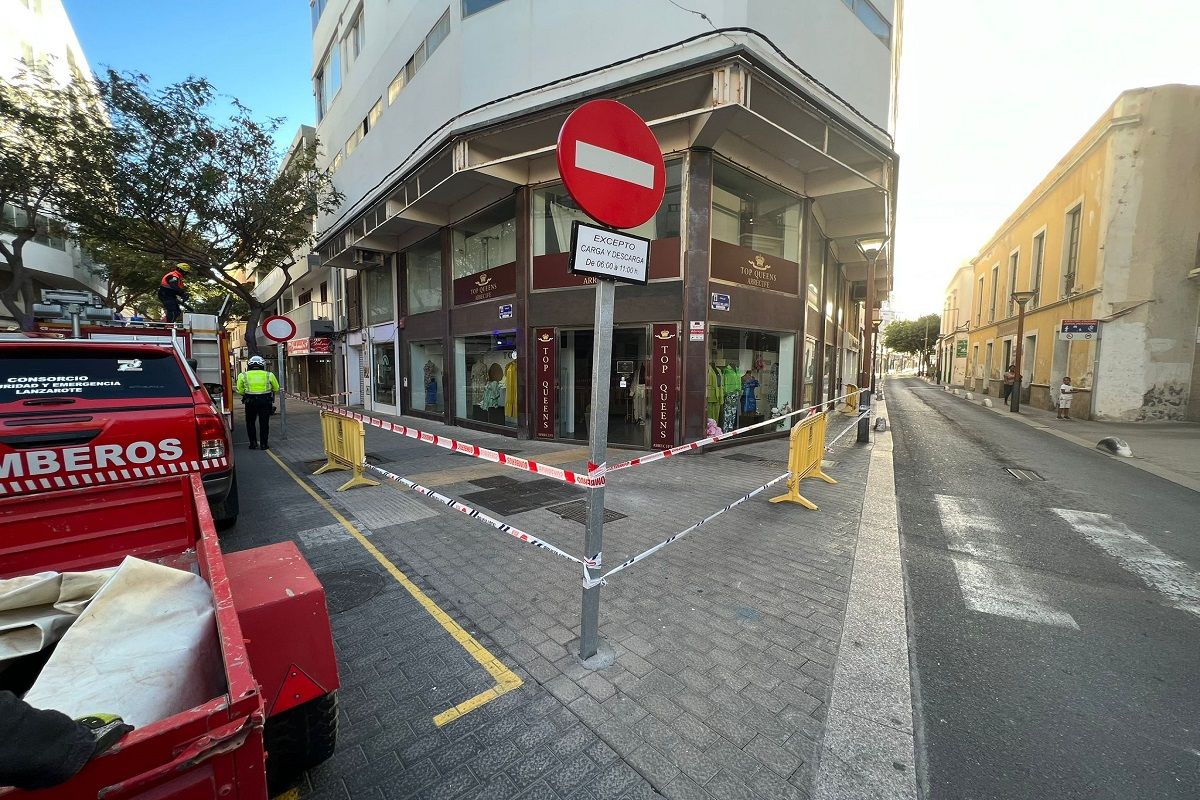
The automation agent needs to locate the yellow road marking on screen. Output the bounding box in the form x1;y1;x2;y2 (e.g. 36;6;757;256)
266;450;523;727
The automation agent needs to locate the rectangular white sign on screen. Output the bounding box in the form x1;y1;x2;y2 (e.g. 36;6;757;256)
569;221;650;285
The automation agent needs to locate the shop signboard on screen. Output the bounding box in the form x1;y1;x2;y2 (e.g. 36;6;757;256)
568;222;650;285
956;339;968;358
286;337;332;356
710;239;799;295
534;328;556;439
651;324;679;450
453;262;516;305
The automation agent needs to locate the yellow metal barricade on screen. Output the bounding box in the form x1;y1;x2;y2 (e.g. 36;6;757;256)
313;411;380;491
842;384;860;415
769;412;837;510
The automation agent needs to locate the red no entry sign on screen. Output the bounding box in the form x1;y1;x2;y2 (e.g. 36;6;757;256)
556;100;666;230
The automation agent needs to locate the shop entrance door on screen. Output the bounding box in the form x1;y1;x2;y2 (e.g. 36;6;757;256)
558;326;650;447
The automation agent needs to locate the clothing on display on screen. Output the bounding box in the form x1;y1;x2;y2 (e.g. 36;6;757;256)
423;360;439;409
741;373;759;413
707;365;722;421
469;359;488;407
720;364;741;432
504;359;518;419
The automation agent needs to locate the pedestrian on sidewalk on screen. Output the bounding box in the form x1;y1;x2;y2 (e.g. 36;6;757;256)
236;355;280;449
1056;376;1076;419
1002;364;1018;403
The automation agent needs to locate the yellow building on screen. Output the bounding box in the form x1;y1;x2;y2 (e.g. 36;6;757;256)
963;85;1200;421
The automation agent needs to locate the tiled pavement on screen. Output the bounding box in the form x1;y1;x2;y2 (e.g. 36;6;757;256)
226;402;873;799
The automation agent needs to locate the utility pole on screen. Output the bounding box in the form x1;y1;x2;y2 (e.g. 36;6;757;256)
856;237;887;443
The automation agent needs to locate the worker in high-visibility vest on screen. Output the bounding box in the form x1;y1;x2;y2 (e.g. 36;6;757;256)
157;263;190;323
235;355;280;450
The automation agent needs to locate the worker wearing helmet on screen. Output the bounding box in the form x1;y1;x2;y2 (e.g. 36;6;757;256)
235;354;280;450
158;263;190;323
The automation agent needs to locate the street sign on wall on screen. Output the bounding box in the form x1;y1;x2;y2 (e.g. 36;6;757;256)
556;99;666;230
1059;319;1099;341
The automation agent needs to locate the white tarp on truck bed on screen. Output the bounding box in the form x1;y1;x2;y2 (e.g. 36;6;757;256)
0;568;116;663
22;556;222;728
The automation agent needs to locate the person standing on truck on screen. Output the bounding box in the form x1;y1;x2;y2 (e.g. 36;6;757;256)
236;354;280;450
157;262;190;323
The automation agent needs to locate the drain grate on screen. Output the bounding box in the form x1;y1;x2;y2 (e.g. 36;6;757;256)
468;475;521;489
547;499;627;525
1005;467;1045;481
461;478;581;515
723;452;788;466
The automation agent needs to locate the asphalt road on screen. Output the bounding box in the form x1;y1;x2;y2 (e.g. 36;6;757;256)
887;376;1200;800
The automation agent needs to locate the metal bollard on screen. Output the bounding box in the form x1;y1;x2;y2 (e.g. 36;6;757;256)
856;390;872;443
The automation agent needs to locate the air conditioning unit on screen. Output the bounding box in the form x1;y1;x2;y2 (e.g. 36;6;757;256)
352;248;385;267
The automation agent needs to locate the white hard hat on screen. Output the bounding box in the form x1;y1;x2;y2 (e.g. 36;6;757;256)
248;355;266;366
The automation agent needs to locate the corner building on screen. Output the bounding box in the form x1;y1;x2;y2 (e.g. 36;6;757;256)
304;0;899;446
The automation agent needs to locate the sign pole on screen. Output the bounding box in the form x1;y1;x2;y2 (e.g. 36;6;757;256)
277;344;288;439
579;278;615;661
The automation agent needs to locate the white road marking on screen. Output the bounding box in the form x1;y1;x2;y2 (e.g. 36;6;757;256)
935;495;1079;629
1052;508;1200;618
574;140;655;188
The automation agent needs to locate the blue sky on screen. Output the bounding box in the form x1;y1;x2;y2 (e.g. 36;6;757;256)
63;0;315;150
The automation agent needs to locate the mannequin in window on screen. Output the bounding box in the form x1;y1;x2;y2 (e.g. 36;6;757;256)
423;360;438;410
481;361;505;424
741;370;759;414
470;356;489;419
707;362;722;421
721;363;740;432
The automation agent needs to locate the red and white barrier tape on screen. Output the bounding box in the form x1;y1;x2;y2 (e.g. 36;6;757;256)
603;392;854;475
583;470;793;588
363;463;587;567
291;394;602;488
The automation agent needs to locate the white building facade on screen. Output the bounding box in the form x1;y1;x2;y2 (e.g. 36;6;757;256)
0;0;106;328
295;0;900;445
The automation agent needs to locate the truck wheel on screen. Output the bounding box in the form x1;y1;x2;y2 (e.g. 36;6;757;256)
265;692;339;793
211;472;239;531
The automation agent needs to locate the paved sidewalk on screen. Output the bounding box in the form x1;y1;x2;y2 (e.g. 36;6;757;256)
246;400;880;799
930;380;1200;492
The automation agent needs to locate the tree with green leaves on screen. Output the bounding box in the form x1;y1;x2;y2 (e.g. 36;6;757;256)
72;71;340;354
0;68;112;329
883;313;941;375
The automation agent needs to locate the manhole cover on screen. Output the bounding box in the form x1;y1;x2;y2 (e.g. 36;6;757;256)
317;568;385;614
1005;467;1044;481
723;453;787;466
547;499;627;525
469;475;521;489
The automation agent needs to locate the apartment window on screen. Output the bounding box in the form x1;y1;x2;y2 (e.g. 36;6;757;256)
330;150;343;173
989;265;998;322
345;127;362;157
1;203;30;234
1006;251;1018;318
344;11;365;65
463;0;507;16
387;69;406;104
1062;204;1082;296
712;161;802;261
1030;232;1045;309
426;8;450;56
309;0;328;30
314;43;341;120
840;0;892;47
298;289;312;307
319;281;328;303
976;277;984;326
367;98;382;132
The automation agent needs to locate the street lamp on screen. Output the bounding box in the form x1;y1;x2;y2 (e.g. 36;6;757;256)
1009;290;1037;413
856;236;887;443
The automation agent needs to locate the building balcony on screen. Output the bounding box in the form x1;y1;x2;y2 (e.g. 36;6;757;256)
287;300;335;338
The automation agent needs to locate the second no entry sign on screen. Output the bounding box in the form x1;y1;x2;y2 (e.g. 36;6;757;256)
557;100;666;230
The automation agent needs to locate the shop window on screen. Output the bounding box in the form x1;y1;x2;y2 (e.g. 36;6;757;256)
556;327;653;447
533;159;682;256
803;337;817;406
406;235;443;314
712;162;801;262
708;327;795;432
452;199;516;279
363;265;394;325
372;340;396;406
455;332;517;427
410;339;445;413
